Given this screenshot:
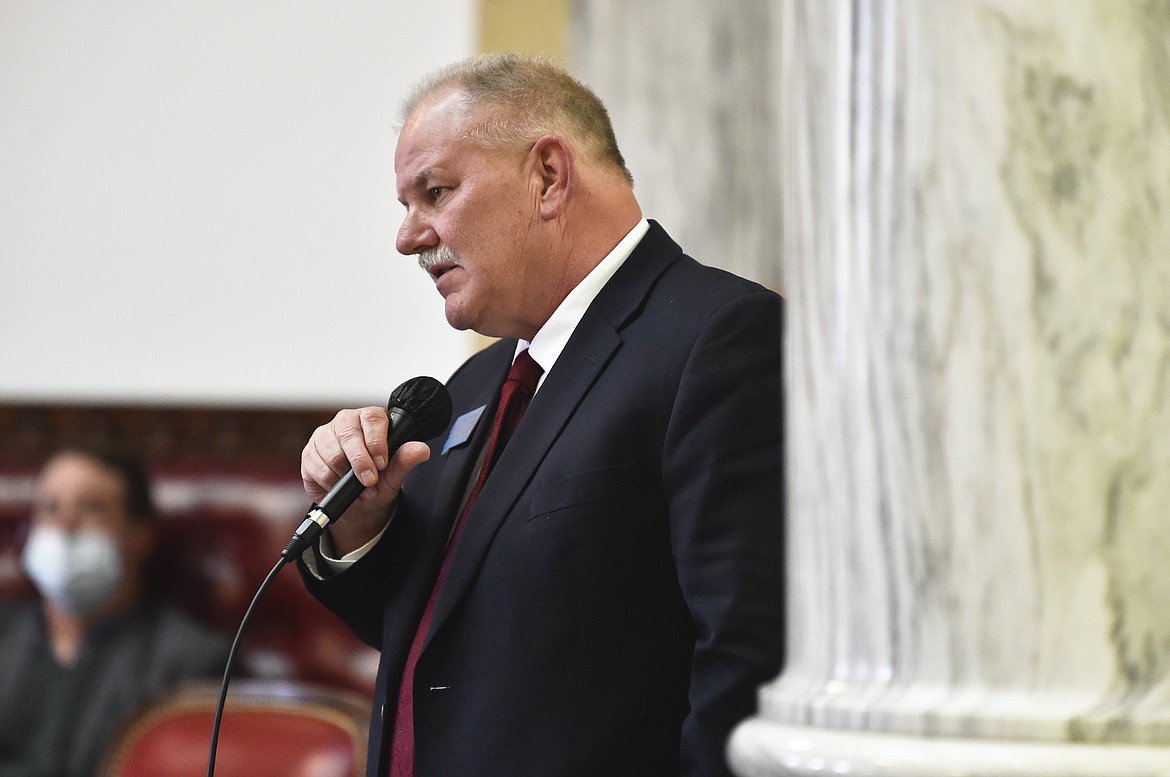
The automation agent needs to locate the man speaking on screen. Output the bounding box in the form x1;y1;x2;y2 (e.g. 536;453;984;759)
298;53;784;777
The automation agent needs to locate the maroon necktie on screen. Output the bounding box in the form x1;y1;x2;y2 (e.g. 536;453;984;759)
388;348;543;777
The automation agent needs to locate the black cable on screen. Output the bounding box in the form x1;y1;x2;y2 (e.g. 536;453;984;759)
205;555;289;777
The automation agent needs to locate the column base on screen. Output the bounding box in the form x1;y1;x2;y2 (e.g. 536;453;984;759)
729;719;1170;777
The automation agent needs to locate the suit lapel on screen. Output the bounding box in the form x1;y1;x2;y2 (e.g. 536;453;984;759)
429;356;511;526
423;221;684;645
383;345;512;657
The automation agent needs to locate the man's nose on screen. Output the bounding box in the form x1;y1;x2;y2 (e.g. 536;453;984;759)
397;210;438;256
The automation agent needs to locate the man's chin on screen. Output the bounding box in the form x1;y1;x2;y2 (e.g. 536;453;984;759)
443;300;475;333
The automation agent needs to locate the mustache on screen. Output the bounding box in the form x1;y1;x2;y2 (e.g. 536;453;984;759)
417;244;459;272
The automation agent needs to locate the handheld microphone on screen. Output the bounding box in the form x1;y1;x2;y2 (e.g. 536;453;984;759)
282;376;452;560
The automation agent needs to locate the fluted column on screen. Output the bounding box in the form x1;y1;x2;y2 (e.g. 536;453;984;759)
572;0;784;290
730;0;1170;775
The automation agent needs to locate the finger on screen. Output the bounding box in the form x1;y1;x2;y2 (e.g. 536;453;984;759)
360;441;431;503
301;427;348;500
300;408;380;499
300;437;334;502
337;406;389;488
360;406;392;473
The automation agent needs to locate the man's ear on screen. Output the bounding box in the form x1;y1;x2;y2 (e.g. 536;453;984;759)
530;135;573;219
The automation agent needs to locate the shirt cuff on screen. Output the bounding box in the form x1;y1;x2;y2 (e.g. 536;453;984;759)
300;513;392;579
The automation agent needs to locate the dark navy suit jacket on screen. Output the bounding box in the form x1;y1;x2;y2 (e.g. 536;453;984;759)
301;222;785;777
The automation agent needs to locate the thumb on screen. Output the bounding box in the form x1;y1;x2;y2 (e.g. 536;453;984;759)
364;441;432;502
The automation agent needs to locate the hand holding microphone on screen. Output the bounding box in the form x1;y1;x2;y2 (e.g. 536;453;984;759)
287;376;452;559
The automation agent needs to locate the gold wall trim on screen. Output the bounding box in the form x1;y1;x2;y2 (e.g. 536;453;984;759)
477;0;569;59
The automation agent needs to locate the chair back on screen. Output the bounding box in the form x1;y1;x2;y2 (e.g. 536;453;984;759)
100;680;369;777
0;504;33;601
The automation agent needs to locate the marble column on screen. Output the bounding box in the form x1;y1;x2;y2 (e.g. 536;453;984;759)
729;0;1170;775
571;0;785;290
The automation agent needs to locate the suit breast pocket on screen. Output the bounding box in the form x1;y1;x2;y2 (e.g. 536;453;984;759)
527;462;644;523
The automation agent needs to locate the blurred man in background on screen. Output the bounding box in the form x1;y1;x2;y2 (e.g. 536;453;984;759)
0;447;230;777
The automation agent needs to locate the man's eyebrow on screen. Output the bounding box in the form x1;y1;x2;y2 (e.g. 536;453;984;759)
397;167;436;207
412;167;436;188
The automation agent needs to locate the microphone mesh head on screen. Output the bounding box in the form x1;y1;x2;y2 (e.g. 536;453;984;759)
387;376;453;440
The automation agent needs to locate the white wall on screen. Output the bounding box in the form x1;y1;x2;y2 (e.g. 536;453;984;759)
0;0;478;407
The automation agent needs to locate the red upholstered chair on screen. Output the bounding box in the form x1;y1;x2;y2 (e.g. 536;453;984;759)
148;505;381;694
100;680;369;777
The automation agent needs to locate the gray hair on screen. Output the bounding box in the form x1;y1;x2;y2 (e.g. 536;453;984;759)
401;53;633;185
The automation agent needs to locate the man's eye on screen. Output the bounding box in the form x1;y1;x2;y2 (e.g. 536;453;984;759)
428;187;446;200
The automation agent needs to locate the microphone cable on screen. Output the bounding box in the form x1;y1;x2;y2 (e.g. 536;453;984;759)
203;375;450;776
205;556;288;777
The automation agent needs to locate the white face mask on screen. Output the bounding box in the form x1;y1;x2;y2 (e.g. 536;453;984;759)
21;525;125;615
